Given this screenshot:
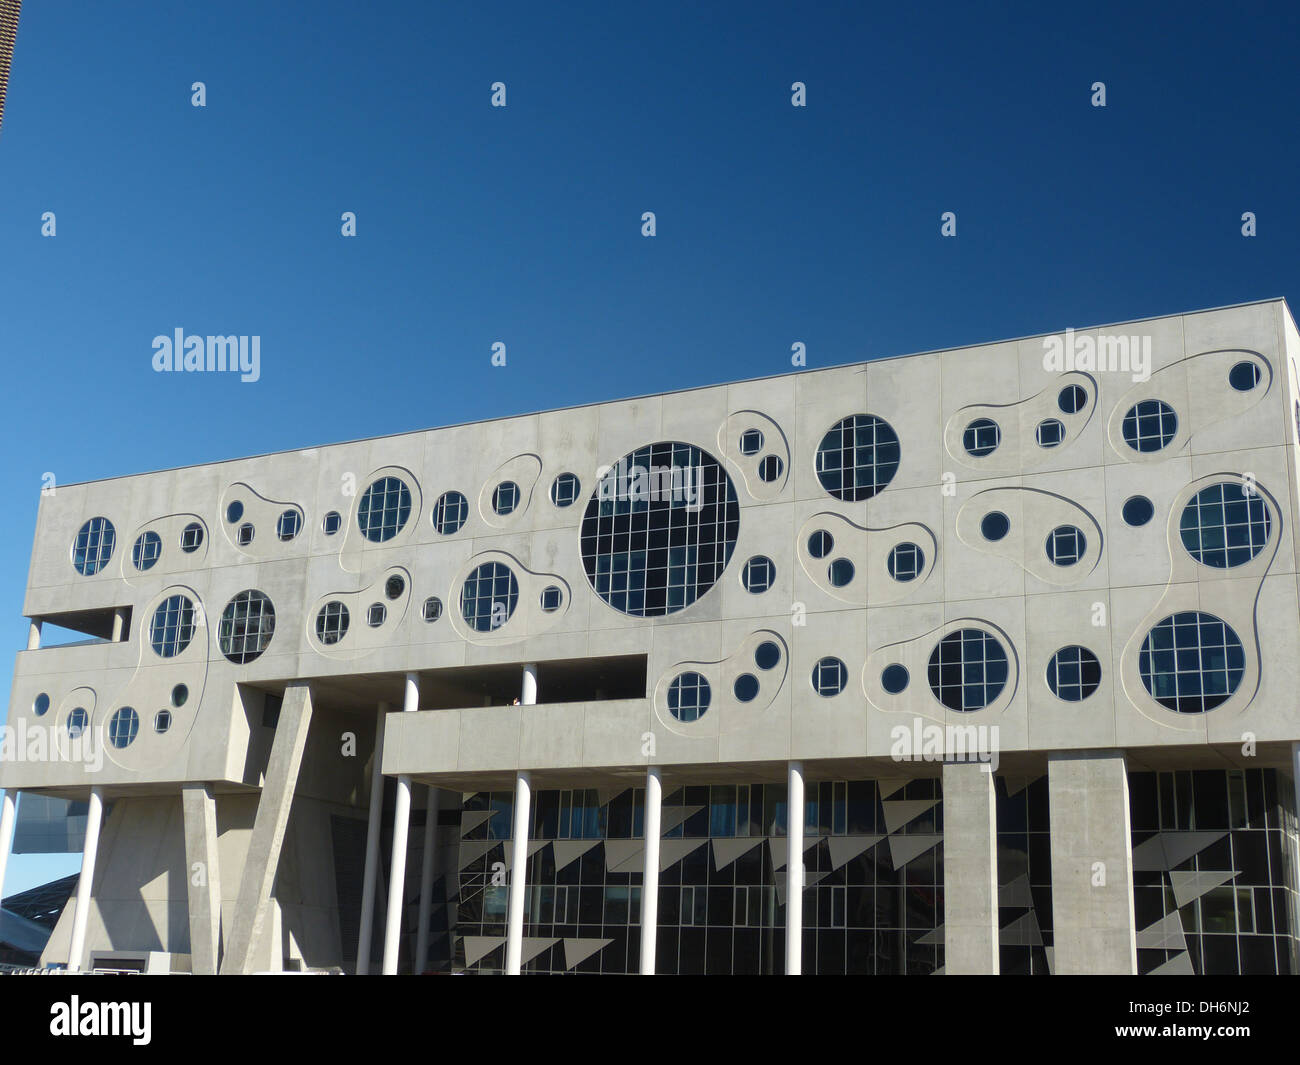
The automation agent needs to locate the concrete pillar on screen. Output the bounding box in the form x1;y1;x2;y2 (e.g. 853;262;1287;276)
640;766;661;975
1048;750;1137;974
110;608;126;643
182;783;222;974
0;790;17;905
220;682;314;974
941;761;999;973
521;662;538;705
67;786;104;971
505;771;531;975
355;703;388;975
785;761;803;975
414;786;441;973
381;673;420;975
26;619;41;650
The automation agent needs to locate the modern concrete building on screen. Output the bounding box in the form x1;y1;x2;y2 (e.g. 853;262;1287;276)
3;298;1300;975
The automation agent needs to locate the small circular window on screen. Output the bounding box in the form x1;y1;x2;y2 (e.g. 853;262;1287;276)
812;657;848;697
733;674;760;702
492;481;520;516
1045;525;1087;566
67;707;88;738
432;491;468;535
1058;384;1087;414
668;672;711;722
881;664;909;694
367;603;386;628
322;511;342;535
315;602;350;645
385;575;406;600
758;455;784;482
963;419;1001;457
828;558;855;587
980;512;1010;542
154;710;173;734
423;596;443;622
1035;419;1065;448
180;522;204;553
108;707;140;749
540;586;563;612
171;684;188;708
550;473;581;508
132;531;162;571
739;429;764;456
1046;646;1101;701
742;556;775;593
1122;496;1154;527
755;642;781;670
887;542;924;582
236;523;255;547
277;510;302;541
226;501;244;524
808;530;833;559
1228;361;1261;392
33;693;50;716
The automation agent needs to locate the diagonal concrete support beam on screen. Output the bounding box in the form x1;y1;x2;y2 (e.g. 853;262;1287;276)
182;783;222;975
220;682;313;974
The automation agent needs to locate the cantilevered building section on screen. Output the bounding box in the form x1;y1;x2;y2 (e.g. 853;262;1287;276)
0;0;19;137
3;298;1300;975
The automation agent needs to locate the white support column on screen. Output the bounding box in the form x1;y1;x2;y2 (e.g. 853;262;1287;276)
414;786;441;973
640;766;661;975
110;608;126;643
0;790;17;905
67;786;104;971
505;771;532;975
521;662;538;706
356;702;389;975
381;673;420;975
785;761;804;975
26;619;41;650
1048;750;1137;974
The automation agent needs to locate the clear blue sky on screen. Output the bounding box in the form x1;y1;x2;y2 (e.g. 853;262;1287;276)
1;1;1297;894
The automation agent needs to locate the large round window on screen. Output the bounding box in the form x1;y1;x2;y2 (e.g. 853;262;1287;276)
358;476;412;542
460;561;520;632
150;594;197;657
1179;482;1270;568
927;628;1008;712
580;442;739;617
219;590;276;664
1139;612;1244;713
815;414;900;501
73;517;116;575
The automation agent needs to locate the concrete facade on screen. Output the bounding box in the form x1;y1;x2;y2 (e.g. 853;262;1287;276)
4;298;1300;974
